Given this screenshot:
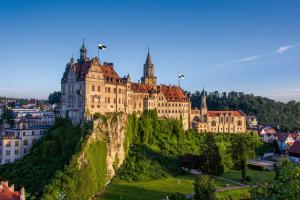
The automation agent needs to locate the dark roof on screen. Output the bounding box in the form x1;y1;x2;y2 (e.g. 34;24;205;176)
276;133;291;142
145;51;152;65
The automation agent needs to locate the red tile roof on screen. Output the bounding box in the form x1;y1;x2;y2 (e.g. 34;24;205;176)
207;111;244;117
100;65;120;83
131;83;154;93
0;181;23;200
158;85;188;102
289;140;300;155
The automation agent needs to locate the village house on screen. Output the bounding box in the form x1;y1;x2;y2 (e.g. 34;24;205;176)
288;140;300;163
0;180;25;200
276;133;295;152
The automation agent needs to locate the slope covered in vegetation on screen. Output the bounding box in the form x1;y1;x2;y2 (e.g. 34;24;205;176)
115;110;261;183
0;118;108;200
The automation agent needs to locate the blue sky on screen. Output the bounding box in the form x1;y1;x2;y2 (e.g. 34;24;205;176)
0;0;300;102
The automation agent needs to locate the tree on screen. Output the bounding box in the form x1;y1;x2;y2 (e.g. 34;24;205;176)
274;156;293;180
194;175;216;200
231;133;260;181
201;134;224;175
252;163;300;200
48;91;61;105
0;106;15;127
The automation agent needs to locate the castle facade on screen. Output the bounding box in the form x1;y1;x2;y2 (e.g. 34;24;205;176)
61;43;246;132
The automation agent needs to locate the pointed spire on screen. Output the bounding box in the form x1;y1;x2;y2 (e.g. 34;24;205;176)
82;38;86;49
201;84;206;96
145;45;152;65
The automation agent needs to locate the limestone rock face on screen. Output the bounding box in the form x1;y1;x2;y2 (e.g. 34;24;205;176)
90;113;127;182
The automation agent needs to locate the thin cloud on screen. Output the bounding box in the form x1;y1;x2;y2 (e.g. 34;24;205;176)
212;42;300;68
0;87;11;90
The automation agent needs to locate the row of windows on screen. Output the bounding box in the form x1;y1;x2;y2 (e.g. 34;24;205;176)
3;138;37;147
3;130;45;138
91;85;126;95
157;110;187;114
210;120;243;127
2;148;27;156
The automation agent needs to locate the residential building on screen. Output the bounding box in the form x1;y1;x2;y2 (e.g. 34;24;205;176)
0;180;25;200
288;140;300;162
246;115;258;129
277;133;295;152
0;120;49;165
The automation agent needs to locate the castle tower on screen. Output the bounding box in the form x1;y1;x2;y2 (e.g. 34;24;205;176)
200;87;207;115
80;39;87;61
141;48;157;86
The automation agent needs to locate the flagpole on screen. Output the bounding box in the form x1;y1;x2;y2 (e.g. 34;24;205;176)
97;41;100;59
178;72;180;88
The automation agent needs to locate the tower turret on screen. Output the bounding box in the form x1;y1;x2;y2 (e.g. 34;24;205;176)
141;47;157;86
80;39;87;61
200;87;207;115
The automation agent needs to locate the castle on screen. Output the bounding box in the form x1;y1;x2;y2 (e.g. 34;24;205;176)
61;42;246;132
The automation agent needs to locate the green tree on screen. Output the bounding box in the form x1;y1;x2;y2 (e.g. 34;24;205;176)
201;134;224;175
252;163;300;200
194;175;216;200
274;156;293;180
48;91;61;105
0;106;15;127
231;133;260;180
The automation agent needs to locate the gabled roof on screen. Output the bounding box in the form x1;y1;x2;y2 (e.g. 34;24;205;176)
289;140;300;155
207;111;244;117
276;133;292;142
100;65;120;84
131;83;154;93
158;85;188;102
289;133;300;140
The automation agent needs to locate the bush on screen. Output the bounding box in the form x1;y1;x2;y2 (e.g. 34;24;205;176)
169;193;188;200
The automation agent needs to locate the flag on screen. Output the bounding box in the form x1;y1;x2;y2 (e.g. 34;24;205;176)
98;43;107;50
178;74;184;79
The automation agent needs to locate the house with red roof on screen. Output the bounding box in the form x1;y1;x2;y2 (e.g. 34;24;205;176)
0;180;25;200
288;140;300;163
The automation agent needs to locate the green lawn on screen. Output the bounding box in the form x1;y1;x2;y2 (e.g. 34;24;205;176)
97;170;273;200
221;169;275;184
97;174;236;200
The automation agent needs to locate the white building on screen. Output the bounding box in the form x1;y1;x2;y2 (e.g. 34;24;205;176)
0;120;49;165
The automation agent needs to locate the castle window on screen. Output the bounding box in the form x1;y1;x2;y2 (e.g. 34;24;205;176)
211;121;217;127
98;86;100;91
23;139;28;145
114;88;117;93
92;85;95;91
237;120;242;126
